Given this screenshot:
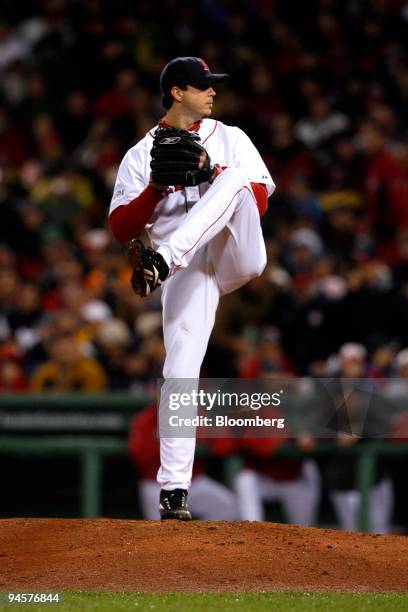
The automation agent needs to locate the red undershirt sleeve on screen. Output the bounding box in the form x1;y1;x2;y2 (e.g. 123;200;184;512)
109;185;163;243
250;182;268;216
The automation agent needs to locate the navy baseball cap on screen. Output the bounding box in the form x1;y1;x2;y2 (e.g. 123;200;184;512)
160;57;229;93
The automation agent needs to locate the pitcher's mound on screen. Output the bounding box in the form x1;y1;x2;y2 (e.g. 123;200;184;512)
0;519;407;592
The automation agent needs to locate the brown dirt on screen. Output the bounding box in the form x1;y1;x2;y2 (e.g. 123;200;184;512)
0;519;407;592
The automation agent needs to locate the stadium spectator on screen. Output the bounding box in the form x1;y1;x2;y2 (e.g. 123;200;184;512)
295;96;350;153
93;318;132;389
324;343;394;533
359;120;408;265
233;436;321;525
0;343;29;393
30;333;107;392
0;355;28;392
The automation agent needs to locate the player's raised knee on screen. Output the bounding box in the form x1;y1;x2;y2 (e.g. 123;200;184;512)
255;251;267;277
245;249;266;280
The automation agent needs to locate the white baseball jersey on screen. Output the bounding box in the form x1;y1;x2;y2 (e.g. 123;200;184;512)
110;118;275;248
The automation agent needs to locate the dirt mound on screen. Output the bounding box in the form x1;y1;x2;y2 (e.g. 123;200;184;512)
0;519;407;592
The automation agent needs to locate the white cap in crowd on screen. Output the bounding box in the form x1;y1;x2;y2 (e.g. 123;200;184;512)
395;348;408;372
339;342;367;361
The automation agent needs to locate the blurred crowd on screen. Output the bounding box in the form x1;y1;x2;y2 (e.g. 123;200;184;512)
0;0;407;393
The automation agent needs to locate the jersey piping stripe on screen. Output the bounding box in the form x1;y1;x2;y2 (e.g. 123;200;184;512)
174;185;254;269
202;120;218;145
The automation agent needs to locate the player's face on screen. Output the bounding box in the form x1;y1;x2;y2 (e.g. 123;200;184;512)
179;85;216;118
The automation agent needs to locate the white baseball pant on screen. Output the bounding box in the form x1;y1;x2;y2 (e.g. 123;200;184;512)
157;169;267;491
330;477;394;533
234;460;321;525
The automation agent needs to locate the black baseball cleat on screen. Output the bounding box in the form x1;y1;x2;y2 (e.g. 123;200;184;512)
159;488;192;521
128;239;169;297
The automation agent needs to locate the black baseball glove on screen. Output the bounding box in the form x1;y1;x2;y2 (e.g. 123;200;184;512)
150;126;215;187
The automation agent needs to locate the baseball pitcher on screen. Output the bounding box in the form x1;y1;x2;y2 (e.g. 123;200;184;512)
109;57;275;519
